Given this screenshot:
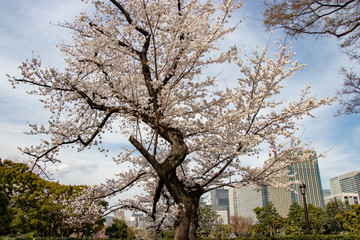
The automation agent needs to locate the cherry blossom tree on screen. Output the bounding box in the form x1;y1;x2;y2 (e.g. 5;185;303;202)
263;0;360;114
9;0;333;239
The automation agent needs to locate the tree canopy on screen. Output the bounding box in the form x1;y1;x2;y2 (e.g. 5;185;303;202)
263;0;360;114
105;218;131;239
0;159;106;237
9;0;333;239
253;202;283;236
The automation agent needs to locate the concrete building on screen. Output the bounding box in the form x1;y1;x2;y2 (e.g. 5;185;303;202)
210;205;229;225
330;171;360;196
229;184;268;222
211;188;229;206
324;192;360;205
210;188;229;223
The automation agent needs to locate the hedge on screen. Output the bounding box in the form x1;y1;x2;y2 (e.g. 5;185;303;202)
199;235;360;240
1;235;360;240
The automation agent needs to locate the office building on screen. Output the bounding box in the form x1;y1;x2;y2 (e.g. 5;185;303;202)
211;205;229;224
268;157;325;217
229;152;325;218
329;171;360;196
211;188;229;206
324;192;359;205
229;184;268;222
210;188;229;223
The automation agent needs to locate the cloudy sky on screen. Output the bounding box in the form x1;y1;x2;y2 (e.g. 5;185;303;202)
1;0;359;192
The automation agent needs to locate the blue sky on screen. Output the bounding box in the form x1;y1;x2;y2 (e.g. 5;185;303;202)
0;0;359;191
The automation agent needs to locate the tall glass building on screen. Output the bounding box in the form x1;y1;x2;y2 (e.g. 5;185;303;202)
229;152;325;219
211;188;229;206
268;158;325;217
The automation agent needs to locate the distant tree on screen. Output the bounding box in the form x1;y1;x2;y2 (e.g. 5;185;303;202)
10;0;334;239
0;191;12;235
324;198;346;234
263;0;360;115
211;224;231;239
229;215;253;237
253;202;283;236
307;204;325;234
286;202;304;235
197;205;222;237
250;223;266;237
127;227;136;240
336;204;360;234
105;218;129;239
0;160;106;237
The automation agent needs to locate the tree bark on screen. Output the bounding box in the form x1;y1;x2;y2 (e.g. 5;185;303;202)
174;196;200;240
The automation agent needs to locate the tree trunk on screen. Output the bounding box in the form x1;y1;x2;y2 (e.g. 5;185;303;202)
174;196;199;240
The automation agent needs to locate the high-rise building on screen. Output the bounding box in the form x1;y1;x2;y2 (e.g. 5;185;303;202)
211;188;229;206
210;188;229;223
229;152;325;219
229;185;268;221
268;158;325;217
211;205;229;224
329;171;360;196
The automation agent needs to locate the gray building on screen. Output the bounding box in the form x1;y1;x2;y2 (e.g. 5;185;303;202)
330;171;360;196
210;188;229;223
325;192;359;205
229;184;268;222
211;188;229;206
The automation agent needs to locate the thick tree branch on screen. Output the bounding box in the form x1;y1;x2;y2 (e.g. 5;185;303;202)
109;0;150;37
129;135;159;170
151;178;164;220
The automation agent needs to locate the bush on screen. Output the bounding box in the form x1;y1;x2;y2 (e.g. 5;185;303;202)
199;234;360;240
104;218;129;239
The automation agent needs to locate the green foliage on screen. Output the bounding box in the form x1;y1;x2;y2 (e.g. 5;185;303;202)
237;235;360;240
324;198;346;234
0;191;12;235
105;218;129;239
210;224;231;239
0;160;105;237
197;205;223;237
253;202;283;236
307;204;325;234
286;202;304;235
159;227;175;240
336;204;360;234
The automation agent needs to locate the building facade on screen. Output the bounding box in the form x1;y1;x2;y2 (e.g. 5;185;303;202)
268;158;325;217
229;184;268;221
324;192;360;205
330;171;360;196
210;205;229;225
210;188;229;223
211;188;229;206
229;153;325;219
